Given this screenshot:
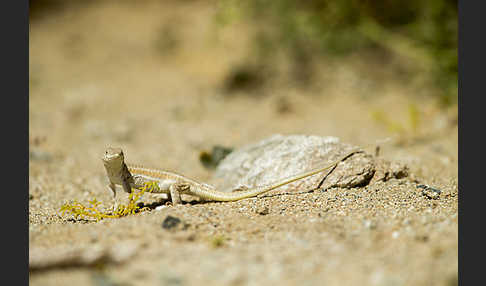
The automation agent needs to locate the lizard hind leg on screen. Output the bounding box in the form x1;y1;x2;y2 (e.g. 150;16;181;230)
169;183;189;205
121;180;132;193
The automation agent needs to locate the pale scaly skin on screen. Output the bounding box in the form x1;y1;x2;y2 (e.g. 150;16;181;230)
102;147;364;206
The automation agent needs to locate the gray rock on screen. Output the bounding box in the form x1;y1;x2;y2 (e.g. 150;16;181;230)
162;215;182;230
162;215;188;231
213;134;378;193
417;184;442;200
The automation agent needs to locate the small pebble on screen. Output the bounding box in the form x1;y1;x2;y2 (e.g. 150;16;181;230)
364;220;377;230
162;215;182;230
417;185;442;200
256;206;269;215
29;150;53;162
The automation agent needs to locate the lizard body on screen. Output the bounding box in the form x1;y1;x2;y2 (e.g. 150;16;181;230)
102;147;363;205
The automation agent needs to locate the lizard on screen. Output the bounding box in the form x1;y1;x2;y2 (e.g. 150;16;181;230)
102;146;366;206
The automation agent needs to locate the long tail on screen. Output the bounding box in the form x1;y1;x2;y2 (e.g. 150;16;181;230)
187;147;365;201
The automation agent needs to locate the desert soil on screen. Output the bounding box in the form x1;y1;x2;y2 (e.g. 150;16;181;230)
29;1;458;286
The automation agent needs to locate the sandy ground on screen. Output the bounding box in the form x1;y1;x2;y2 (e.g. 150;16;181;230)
29;1;458;285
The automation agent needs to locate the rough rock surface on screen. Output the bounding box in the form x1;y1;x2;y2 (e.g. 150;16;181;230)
214;134;407;194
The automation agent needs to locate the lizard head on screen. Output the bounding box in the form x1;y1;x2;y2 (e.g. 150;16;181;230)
102;147;125;169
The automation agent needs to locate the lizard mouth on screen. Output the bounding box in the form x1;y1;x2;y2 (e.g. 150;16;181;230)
103;154;120;160
102;155;123;165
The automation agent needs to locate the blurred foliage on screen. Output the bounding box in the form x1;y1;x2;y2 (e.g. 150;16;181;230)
215;0;457;105
222;64;269;93
371;103;420;136
199;145;234;169
30;0;95;19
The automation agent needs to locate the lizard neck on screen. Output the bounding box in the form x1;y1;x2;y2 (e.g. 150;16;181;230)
121;162;134;183
104;161;134;185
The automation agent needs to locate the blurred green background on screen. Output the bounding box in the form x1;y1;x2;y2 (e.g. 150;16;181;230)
215;0;457;105
30;0;457;106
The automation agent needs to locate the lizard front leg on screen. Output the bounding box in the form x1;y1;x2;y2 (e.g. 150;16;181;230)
107;178;132;212
107;182;119;212
121;179;132;194
108;181;131;212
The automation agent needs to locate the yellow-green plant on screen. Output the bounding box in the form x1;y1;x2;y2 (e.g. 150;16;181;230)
59;181;159;221
371;103;421;137
210;235;227;248
407;103;420;133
